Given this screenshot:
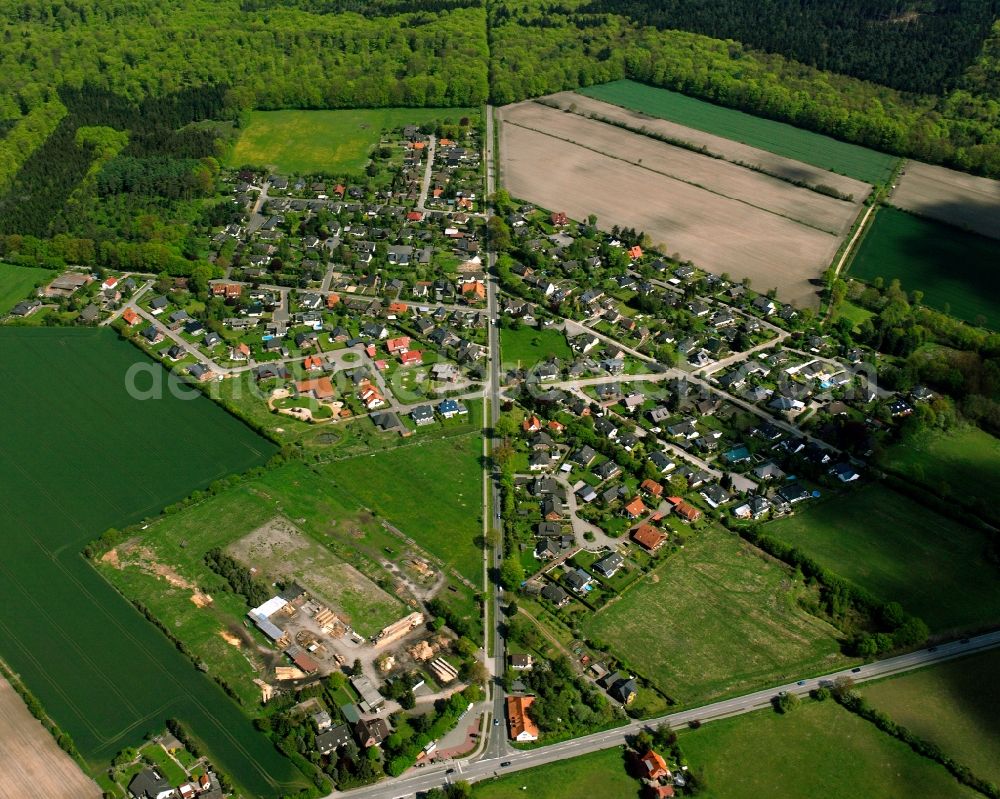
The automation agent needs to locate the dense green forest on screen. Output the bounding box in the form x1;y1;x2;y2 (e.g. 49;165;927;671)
580;0;999;95
489;0;1000;176
0;0;489;113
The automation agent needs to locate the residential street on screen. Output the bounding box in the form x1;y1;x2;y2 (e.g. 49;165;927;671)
416;134;437;212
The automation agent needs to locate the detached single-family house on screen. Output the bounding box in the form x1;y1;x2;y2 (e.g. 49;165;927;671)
411;405;435;426
565;568;593;594
128;768;173;799
631;524;666;552
509;654;534;671
316;724;353;755
593;552;624;578
623;496;647;519
541;583;570;608
609;676;638;705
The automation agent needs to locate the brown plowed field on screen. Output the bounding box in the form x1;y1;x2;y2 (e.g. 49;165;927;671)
504;101;860;236
891;160;1000;240
0;676;101;799
544;92;873;201
499;102;855;308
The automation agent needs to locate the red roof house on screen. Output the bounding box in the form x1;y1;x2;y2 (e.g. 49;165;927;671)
624;496;647;518
386;336;411;354
667;496;702;522
640;750;670;780
640;478;663;498
631;524;667;552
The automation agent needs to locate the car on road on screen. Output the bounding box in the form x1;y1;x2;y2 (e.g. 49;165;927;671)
796;680;806;686
501;761;511;767
851;667;862;673
494;718;500;726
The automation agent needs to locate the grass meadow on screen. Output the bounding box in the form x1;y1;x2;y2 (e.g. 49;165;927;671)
579;80;897;184
883;425;1000;522
321;432;485;582
500;325;571;367
228;108;476;174
848;207;1000;328
766;483;1000;633
0;262;51;313
0;328;307;797
472;747;639;799
583;526;844;704
681;700;979;799
861;649;1000;786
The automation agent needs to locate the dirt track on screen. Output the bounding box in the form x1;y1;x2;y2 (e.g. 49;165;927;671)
0;676;101;799
891;160;1000;239
543;92;873;200
499;104;848;308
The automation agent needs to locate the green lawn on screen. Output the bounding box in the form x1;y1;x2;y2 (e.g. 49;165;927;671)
0;328;306;797
848;207;1000;328
831;299;873;330
861;649;1000;786
583;526;844;705
229;108;476;174
322;433;485;582
472;747;639;799
882;426;1000;523
500;325;572;367
766;483;1000;633
579;79;897;184
141;743;188;786
682;699;979;799
0;262;52;313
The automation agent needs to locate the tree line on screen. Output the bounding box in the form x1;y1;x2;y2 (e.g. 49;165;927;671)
581;0;1000;95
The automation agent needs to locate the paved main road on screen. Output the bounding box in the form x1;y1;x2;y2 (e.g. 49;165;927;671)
326;631;1000;798
480;103;511;764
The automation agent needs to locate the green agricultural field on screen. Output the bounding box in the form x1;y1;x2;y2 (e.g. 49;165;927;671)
500;325;572;367
767;483;1000;633
0;328;307;797
583;526;844;704
861;649;1000;786
848;207;1000;328
682;699;979;799
322;433;485;583
472;747;638;799
229;108;476;175
883;425;1000;523
579;80;897;184
0;262;51;313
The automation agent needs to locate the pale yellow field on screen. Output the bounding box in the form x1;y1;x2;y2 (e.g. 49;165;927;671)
545;91;873;201
499;103;852;307
0;676;101;799
891;160;1000;239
